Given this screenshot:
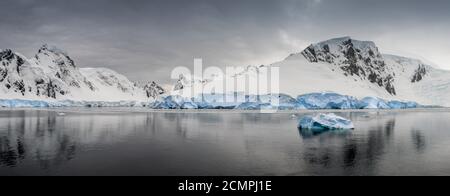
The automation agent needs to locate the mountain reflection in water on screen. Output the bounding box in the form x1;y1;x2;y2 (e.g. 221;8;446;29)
0;109;449;176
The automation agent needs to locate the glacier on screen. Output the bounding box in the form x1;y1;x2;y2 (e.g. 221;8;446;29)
387;101;419;109
151;92;422;110
0;99;148;108
298;113;355;130
357;97;391;109
297;93;359;109
0;99;50;108
0;92;423;109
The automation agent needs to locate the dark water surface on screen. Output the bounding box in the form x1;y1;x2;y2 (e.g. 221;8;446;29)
1;109;450;176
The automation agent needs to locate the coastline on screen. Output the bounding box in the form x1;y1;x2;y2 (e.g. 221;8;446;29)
0;107;448;114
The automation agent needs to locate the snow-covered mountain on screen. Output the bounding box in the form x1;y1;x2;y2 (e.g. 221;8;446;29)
279;37;450;106
3;37;450;108
135;81;167;99
0;45;164;102
171;36;450;107
298;37;396;95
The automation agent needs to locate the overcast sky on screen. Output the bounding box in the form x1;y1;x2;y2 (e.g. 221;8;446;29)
1;0;450;83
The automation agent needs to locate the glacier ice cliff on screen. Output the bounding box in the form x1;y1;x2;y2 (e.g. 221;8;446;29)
0;92;423;110
147;92;421;110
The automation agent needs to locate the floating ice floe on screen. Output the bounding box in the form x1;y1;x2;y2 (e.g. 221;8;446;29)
298;113;355;130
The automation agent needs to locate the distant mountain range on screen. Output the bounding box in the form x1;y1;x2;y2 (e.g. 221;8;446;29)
174;36;450;107
2;37;450;107
0;44;165;102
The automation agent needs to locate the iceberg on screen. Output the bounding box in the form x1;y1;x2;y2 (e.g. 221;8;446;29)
298;113;355;130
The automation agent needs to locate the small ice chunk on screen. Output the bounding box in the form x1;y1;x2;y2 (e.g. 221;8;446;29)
298;113;354;130
57;112;66;116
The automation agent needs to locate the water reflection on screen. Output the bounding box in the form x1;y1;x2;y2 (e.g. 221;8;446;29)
0;137;24;167
0;111;72;169
0;110;448;175
298;129;350;138
411;130;426;153
0;110;156;169
297;114;398;175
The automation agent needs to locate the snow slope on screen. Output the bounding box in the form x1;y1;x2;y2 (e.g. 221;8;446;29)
170;36;450;107
0;45;165;102
281;38;450;106
284;37;450;106
2;37;450;108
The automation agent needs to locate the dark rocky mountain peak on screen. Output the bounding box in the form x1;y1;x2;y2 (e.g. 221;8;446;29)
301;37;396;95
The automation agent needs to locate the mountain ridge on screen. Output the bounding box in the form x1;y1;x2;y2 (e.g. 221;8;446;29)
2;37;450;107
278;37;450;106
171;36;450;106
0;45;165;102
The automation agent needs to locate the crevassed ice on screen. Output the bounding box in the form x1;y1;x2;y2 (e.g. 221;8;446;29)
0;92;422;109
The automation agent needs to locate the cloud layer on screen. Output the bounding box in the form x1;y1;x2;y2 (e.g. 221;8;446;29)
1;0;450;83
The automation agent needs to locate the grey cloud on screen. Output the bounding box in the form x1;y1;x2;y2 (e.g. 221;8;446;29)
1;0;450;84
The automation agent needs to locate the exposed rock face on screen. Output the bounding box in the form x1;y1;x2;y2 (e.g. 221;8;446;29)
1;45;155;101
0;47;87;99
1;49;27;95
411;64;427;83
167;37;450;107
173;74;187;91
301;37;396;95
34;44;95;91
143;81;166;98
